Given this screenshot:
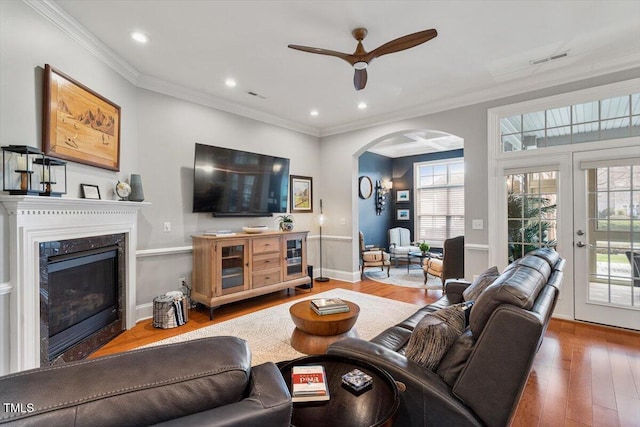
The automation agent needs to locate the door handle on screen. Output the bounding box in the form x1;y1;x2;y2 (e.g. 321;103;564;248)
576;241;586;247
576;230;584;236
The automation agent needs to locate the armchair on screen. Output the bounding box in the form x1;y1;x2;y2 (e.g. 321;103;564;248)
360;231;390;279
424;235;465;288
388;227;419;265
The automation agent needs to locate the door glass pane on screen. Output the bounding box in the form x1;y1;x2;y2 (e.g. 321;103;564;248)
547;106;571;127
586;166;639;307
601;96;630;119
506;171;558;262
523;111;545;132
573;101;599;123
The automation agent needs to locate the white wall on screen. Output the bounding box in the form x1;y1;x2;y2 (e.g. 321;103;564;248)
133;88;320;305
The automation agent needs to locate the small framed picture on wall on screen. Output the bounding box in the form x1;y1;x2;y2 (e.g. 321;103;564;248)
396;190;410;202
397;208;410;221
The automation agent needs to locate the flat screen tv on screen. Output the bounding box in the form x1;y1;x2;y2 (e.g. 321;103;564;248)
192;143;290;216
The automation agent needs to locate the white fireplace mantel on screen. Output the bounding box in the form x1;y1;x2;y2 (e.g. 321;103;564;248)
1;195;148;373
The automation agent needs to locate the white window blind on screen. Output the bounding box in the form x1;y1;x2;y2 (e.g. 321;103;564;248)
415;160;464;246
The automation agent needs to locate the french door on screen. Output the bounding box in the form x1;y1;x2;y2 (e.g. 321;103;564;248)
573;147;640;330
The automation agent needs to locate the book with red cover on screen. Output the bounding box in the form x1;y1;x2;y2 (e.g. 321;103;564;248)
291;365;330;402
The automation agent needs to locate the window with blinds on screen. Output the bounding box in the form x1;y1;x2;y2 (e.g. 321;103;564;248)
415;160;464;247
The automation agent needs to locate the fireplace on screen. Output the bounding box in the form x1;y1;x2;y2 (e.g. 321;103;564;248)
39;234;126;365
1;196;145;374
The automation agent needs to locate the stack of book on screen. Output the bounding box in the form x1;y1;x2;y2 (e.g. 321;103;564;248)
310;298;349;315
204;229;235;236
291;365;330;402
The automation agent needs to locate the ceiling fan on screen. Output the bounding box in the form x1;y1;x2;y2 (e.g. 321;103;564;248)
288;27;437;91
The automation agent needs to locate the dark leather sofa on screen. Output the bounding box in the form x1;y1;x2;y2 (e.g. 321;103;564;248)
328;248;565;427
0;336;292;426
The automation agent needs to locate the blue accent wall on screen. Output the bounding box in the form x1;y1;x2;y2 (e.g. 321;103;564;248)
358;152;393;249
358;149;463;250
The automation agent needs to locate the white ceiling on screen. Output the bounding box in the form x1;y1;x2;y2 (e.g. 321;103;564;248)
49;0;640;140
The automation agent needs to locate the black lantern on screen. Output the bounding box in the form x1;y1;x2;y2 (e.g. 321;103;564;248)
1;145;44;195
33;156;67;197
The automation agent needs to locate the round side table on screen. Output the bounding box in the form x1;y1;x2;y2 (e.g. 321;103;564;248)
289;300;360;354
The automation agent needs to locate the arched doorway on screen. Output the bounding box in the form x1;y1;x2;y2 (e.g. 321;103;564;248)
354;129;465;271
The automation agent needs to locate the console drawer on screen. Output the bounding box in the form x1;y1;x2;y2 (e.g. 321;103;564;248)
252;237;281;254
252;269;282;288
253;252;281;271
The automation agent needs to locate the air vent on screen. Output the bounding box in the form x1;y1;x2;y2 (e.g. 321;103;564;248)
530;51;569;66
247;91;267;99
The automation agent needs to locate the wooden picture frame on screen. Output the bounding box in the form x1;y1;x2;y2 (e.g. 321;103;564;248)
43;64;121;171
397;208;410;221
80;184;101;200
396;190;410;202
290;175;313;213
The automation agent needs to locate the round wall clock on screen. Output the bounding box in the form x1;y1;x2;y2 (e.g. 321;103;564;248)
359;176;373;199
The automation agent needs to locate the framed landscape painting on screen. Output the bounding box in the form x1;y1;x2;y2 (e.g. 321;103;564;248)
43;64;121;171
396;190;410;202
290;175;313;213
397;208;410;221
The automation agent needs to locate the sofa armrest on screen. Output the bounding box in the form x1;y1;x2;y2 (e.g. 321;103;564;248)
327;338;482;427
157;362;292;427
444;279;471;298
0;337;254;426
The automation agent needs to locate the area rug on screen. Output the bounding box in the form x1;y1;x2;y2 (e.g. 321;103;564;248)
365;266;442;290
142;289;420;366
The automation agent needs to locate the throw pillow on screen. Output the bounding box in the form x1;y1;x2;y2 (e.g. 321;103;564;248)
462;266;500;302
404;304;466;370
436;329;476;386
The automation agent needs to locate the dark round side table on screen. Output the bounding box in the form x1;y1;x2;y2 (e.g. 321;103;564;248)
278;354;400;427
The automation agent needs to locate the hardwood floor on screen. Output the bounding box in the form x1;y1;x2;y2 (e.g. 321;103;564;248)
93;278;640;427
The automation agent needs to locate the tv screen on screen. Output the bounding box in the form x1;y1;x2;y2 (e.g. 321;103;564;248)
192;143;290;216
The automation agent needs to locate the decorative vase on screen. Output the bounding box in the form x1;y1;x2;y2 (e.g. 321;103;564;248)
280;222;294;232
129;174;145;202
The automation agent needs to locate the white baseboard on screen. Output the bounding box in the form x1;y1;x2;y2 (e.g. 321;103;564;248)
313;268;359;283
135;302;154;323
551;313;574;321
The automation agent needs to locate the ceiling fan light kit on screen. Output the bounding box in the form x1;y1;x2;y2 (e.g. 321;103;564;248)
288;27;437;90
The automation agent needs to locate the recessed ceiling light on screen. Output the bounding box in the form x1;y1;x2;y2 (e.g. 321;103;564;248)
225;78;237;88
310;110;319;116
130;32;150;44
358;102;367;110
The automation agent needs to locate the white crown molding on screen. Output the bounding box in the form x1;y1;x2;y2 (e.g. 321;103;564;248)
25;0;139;85
319;58;640;137
26;0;639;140
24;0;320;137
137;75;320;137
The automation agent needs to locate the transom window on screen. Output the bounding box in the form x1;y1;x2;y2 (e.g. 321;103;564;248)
500;93;640;152
415;159;464;247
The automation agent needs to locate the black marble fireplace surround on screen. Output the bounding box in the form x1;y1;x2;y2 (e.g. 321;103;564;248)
39;233;126;365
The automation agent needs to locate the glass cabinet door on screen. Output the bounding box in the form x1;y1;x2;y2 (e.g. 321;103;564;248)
284;234;306;280
217;240;249;295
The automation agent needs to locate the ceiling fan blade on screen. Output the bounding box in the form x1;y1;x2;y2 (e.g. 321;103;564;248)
354;68;368;90
288;44;355;64
366;29;437;62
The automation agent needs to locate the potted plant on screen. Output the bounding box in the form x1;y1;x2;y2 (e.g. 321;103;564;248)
419;242;430;254
277;214;294;231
